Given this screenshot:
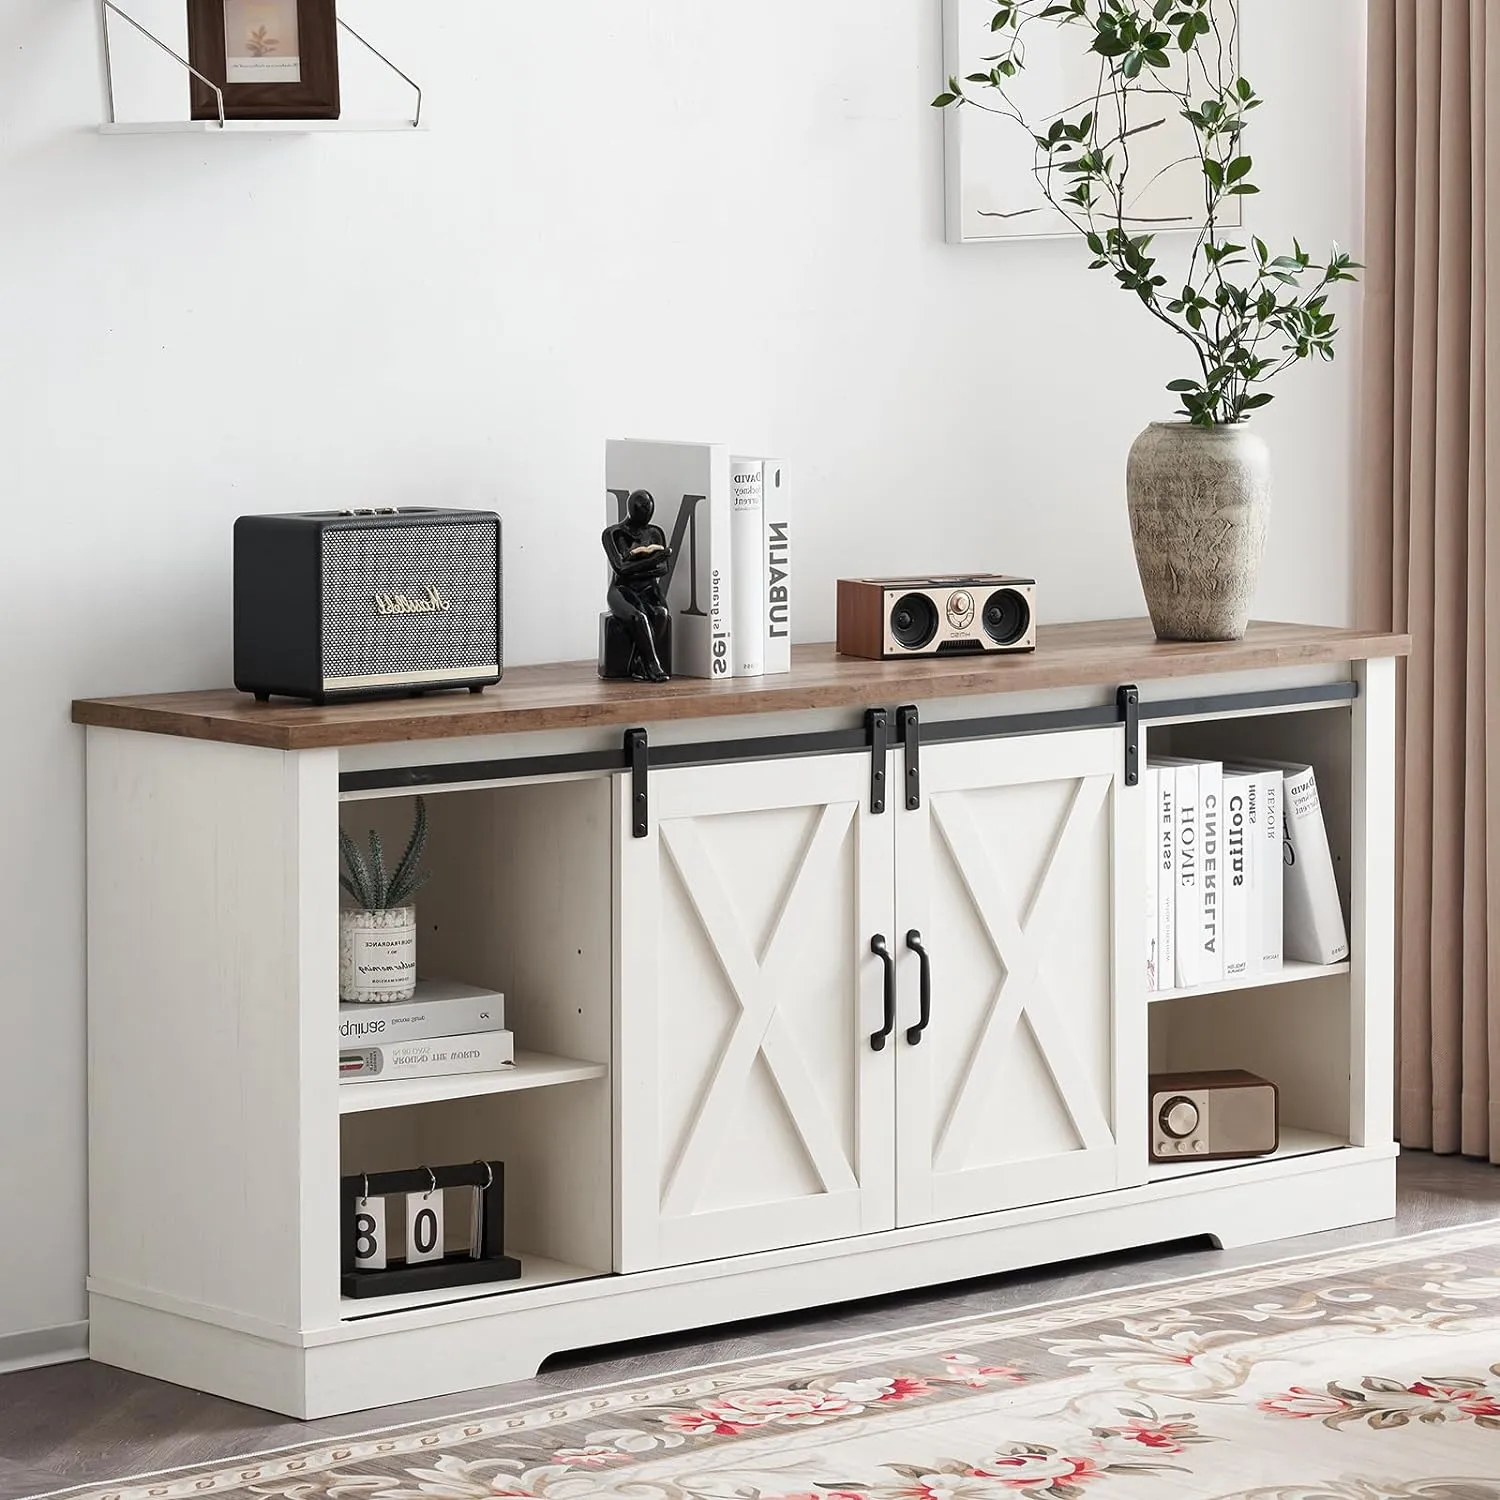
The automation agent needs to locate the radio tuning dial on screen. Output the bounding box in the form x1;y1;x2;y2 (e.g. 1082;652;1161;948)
947;590;975;629
1160;1096;1200;1139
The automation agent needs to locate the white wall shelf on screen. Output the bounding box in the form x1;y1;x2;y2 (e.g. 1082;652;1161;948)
1148;959;1351;1005
98;1;423;133
1148;1127;1349;1182
338;1051;607;1115
99;120;428;136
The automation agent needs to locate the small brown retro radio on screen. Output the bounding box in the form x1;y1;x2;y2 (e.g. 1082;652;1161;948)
1149;1070;1279;1163
836;575;1036;660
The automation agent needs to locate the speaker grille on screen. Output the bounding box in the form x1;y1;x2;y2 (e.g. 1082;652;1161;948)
1208;1086;1278;1153
321;522;500;683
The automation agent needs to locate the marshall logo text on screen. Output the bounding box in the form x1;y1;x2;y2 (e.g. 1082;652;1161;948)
374;587;452;617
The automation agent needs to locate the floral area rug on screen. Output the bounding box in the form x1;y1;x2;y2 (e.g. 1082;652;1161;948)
50;1222;1500;1500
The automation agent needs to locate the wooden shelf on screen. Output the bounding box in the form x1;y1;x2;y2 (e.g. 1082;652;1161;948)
71;620;1410;751
99;120;424;135
1147;1127;1349;1181
1149;959;1351;1004
340;1255;603;1320
338;1049;606;1114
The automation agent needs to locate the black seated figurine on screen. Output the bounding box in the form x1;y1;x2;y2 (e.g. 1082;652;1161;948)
599;489;674;682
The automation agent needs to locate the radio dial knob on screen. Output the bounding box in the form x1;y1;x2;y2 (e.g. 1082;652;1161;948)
1160;1096;1200;1139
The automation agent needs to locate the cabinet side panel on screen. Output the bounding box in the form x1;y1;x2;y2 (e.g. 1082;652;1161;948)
291;749;342;1328
1351;657;1396;1148
87;728;332;1332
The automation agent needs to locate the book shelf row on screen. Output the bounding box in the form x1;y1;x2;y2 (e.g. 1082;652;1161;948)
1145;754;1349;996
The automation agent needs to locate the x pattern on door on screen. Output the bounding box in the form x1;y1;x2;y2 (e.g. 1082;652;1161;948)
928;773;1114;1173
656;801;860;1217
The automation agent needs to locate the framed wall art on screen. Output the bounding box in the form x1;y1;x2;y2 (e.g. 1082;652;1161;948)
940;0;1241;244
186;0;340;121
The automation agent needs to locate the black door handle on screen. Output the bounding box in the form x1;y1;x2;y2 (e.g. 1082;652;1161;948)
905;929;932;1045
869;934;896;1050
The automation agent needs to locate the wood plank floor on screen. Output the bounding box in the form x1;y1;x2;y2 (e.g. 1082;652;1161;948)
1;1150;1495;1498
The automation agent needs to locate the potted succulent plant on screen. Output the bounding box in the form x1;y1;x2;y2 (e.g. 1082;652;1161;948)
339;798;429;1004
935;0;1358;640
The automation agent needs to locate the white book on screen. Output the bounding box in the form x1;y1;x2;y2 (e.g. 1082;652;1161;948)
1196;761;1225;984
1237;759;1346;965
1221;770;1255;979
605;439;733;679
729;459;766;677
338;979;505;1049
762;458;791;674
1143;767;1160;992
1227;763;1286;972
1261;770;1286;969
339;1027;515;1084
1155;764;1176;991
1169;761;1202;987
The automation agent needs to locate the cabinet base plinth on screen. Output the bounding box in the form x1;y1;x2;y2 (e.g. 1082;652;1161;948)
88;1149;1396;1419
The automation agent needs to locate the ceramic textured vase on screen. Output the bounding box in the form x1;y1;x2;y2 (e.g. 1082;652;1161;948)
339;906;417;1003
1126;420;1272;642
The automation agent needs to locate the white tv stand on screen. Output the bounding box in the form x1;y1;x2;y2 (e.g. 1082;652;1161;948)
74;620;1407;1418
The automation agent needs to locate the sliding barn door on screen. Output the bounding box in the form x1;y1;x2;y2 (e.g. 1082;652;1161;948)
894;728;1139;1226
615;754;896;1272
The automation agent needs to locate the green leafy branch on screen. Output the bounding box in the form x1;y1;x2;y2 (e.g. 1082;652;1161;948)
934;0;1358;426
340;797;431;911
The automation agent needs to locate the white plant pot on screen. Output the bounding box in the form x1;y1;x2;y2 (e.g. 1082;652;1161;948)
339;907;417;1004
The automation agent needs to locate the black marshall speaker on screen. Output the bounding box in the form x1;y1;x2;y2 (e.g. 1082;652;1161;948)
234;509;503;704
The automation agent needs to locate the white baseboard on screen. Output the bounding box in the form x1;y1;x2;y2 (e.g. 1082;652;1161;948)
0;1320;89;1374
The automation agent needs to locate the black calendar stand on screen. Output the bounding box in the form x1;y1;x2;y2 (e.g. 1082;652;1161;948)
340;1160;523;1299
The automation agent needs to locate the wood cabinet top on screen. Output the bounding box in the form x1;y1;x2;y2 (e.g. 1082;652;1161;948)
72;619;1409;751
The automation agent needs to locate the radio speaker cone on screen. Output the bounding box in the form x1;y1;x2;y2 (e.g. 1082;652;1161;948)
982;587;1031;647
890;593;939;651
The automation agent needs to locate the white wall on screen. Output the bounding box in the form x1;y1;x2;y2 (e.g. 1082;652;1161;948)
0;0;1365;1349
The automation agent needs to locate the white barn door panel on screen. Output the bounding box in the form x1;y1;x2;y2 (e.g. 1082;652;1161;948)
616;754;896;1273
895;728;1132;1226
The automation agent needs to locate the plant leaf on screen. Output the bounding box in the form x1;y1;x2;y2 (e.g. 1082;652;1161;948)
369;830;387;909
339;828;374;910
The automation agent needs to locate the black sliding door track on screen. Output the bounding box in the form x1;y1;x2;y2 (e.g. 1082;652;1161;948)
338;680;1357;796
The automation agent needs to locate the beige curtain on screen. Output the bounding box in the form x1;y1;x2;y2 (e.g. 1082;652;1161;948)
1361;0;1500;1159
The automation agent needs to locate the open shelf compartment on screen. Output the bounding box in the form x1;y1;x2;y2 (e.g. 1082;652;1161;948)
336;776;615;1317
1147;969;1355;1179
1142;700;1358;1177
1146;700;1354;980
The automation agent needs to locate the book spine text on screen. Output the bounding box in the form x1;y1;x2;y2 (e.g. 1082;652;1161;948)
730;459;766;677
763;461;791;674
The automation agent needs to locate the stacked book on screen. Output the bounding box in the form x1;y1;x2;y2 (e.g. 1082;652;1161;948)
338;979;513;1085
1145;756;1348;994
606;439;792;679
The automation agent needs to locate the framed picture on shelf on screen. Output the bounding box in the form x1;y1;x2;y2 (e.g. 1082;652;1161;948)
186;0;340;121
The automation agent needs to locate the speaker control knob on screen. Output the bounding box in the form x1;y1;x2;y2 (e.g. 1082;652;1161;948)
1159;1096;1200;1139
1191;1140;1206;1152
